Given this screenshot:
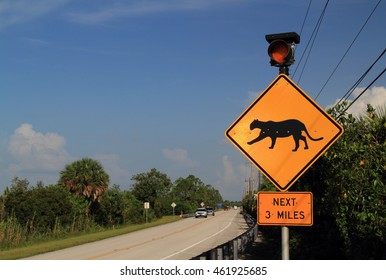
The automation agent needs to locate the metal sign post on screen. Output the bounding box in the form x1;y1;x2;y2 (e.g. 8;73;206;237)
282;226;289;260
225;33;343;260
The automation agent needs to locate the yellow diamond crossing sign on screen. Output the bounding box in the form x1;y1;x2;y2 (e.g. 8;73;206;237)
225;74;344;192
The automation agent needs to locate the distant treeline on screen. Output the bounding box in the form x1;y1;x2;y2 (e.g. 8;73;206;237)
0;166;229;249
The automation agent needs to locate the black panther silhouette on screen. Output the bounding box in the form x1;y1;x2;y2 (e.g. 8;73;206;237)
247;119;323;151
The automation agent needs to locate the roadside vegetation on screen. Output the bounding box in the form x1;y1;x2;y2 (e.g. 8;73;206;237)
243;104;386;259
0;161;227;257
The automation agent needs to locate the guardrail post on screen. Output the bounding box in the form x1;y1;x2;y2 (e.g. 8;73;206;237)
223;244;230;260
217;247;223;260
233;239;238;260
210;249;216;260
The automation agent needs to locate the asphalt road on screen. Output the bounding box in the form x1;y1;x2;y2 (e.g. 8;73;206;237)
25;209;248;260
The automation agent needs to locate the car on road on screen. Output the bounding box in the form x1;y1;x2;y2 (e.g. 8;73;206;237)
195;208;208;218
205;207;215;216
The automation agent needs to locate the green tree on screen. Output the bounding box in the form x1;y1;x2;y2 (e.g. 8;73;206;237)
28;185;74;232
288;103;386;259
121;190;145;224
3;180;76;233
8;177;29;192
171;175;223;214
59;158;109;203
130;168;172;217
2;177;30;226
325;104;386;258
92;185;143;226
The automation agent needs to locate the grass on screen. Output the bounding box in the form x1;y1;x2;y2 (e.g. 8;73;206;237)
0;215;181;260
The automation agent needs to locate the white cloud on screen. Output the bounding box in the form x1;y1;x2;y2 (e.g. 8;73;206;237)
0;0;68;29
219;155;243;186
328;86;386;117
214;155;246;200
162;148;197;167
222;155;236;185
245;90;260;106
20;37;50;47
6;124;132;187
0;0;245;28
94;153;131;186
346;86;386;116
68;0;242;24
8;123;73;178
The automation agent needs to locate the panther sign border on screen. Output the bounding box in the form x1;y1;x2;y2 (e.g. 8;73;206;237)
225;74;344;192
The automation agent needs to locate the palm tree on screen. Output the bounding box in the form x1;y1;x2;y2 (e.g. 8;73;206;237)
59;158;109;202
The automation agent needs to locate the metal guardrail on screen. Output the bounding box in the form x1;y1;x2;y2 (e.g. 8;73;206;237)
190;212;258;260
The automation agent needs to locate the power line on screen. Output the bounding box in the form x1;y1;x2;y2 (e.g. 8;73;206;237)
315;0;383;101
293;0;312;75
336;49;385;108
293;0;329;83
337;67;386;119
298;0;312;37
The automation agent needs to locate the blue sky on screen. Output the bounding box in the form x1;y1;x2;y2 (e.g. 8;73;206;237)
1;0;385;201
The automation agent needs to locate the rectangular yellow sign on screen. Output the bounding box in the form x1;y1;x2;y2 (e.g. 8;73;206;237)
257;191;313;226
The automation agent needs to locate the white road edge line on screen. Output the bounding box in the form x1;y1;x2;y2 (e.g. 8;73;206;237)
161;212;238;260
